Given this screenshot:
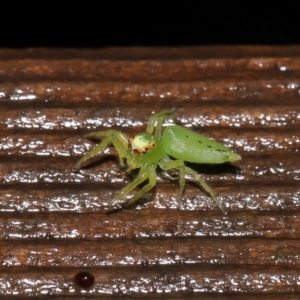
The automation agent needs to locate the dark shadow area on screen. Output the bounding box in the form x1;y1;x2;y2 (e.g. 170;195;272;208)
1;3;299;47
186;161;241;176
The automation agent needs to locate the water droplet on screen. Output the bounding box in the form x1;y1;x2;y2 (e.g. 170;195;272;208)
74;271;95;289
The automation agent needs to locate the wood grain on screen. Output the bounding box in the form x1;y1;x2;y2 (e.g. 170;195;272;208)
0;47;299;299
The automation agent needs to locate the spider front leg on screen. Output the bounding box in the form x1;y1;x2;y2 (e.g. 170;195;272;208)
147;109;175;139
112;164;157;207
75;130;131;169
159;156;226;213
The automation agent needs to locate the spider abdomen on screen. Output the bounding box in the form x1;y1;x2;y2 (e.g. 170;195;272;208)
161;125;240;164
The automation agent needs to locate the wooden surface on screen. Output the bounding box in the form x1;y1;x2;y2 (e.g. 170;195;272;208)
0;47;299;299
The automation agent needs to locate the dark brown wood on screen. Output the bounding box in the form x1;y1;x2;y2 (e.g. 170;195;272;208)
0;47;299;299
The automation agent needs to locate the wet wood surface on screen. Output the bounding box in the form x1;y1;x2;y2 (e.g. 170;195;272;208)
0;47;299;299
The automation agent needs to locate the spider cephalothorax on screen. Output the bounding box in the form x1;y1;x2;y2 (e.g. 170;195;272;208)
76;110;241;212
130;133;157;155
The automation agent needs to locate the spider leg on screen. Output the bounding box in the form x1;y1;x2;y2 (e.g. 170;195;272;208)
147;109;175;139
75;130;131;169
112;164;157;207
184;166;226;213
85;130;129;148
159;156;226;213
123;164;157;207
159;156;186;205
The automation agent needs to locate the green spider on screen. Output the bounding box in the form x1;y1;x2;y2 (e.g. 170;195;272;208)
76;110;241;212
